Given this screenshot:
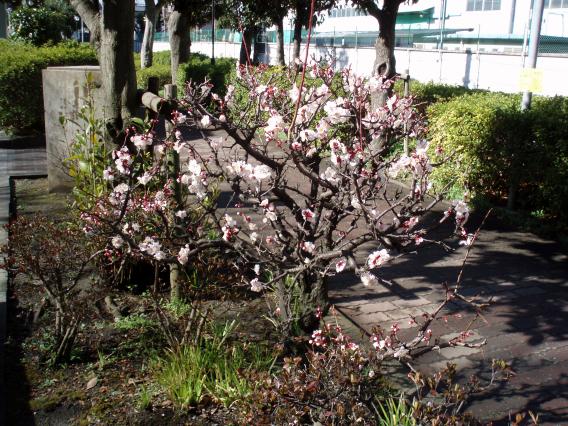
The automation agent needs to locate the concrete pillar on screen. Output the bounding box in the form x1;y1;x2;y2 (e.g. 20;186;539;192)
42;66;104;192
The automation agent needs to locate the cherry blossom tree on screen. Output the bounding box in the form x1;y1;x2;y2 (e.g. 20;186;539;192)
176;61;472;336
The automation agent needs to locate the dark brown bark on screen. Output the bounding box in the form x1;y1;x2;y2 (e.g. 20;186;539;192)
252;29;262;65
168;9;191;84
371;1;400;107
297;273;329;332
292;15;303;60
100;0;137;139
275;17;285;65
141;0;158;69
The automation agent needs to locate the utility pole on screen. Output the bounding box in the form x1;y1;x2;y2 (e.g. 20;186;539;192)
521;0;544;111
438;0;447;50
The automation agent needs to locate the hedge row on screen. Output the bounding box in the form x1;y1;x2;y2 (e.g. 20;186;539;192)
0;40;97;134
177;56;234;96
428;92;568;224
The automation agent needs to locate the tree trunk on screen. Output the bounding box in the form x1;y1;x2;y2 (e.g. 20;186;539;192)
297;272;328;332
168;9;191;85
276;273;329;337
239;28;252;65
252;28;262;65
69;0;101;50
141;0;158;69
275;17;285;66
371;4;399;107
99;0;137;141
292;16;303;61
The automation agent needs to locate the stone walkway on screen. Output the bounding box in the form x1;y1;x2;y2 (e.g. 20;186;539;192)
328;213;568;424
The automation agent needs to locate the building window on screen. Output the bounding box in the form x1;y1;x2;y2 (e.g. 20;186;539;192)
545;0;568;8
467;0;501;11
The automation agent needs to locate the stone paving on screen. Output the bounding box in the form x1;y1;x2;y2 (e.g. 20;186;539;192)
328;215;568;424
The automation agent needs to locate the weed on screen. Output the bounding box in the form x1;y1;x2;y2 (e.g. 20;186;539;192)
137;385;153;411
376;395;416;426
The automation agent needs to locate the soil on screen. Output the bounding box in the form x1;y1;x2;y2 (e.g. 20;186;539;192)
5;178;278;425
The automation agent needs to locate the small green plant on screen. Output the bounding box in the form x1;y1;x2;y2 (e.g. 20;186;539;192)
376;395;416;426
63;73;111;209
113;313;156;332
137;385;153;411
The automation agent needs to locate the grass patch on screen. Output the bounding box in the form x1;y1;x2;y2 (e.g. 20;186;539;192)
152;321;276;408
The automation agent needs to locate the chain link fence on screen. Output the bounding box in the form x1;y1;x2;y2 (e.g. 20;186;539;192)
155;27;568;56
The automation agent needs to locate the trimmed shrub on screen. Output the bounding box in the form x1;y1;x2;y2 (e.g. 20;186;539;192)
136;64;172;89
177;57;234;96
0;40;97;134
394;79;485;112
428;92;568;225
134;52;215;90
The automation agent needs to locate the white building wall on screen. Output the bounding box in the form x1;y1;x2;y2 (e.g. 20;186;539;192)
317;0;568;38
166;40;568;96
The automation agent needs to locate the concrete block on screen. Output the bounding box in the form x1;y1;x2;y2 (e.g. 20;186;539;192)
42;66;104;192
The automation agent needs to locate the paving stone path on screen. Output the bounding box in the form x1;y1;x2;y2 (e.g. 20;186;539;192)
328;214;568;424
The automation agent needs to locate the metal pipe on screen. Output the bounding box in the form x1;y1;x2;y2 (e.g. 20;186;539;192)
522;0;545;111
211;0;216;64
509;0;517;34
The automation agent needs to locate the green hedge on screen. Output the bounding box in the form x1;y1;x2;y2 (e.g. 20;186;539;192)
177;57;234;96
428;92;568;224
0;40;97;134
134;52;218;91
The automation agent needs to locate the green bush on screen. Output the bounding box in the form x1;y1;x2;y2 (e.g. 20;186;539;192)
0;40;97;134
394;79;485;111
134;51;216;90
177;56;234;96
428;92;568;225
9;1;75;46
136;64;172;89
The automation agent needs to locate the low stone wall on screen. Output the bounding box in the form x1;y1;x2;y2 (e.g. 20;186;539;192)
42;66;104;192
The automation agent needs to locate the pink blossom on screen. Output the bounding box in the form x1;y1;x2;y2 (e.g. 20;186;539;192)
250;278;265;292
335;258;347;273
301;208;316;222
301;241;316;254
177;245;190;265
360;272;378;286
367;249;391;268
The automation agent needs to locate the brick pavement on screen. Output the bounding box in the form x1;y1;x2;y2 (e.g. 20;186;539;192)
328;220;568;424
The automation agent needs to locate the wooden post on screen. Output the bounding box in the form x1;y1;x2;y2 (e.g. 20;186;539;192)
164;84;182;301
146;76;160;121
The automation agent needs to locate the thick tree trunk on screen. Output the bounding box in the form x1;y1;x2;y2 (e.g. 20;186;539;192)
275;17;285;66
297;272;329;332
239;28;252;65
141;0;158;69
252;29;262;65
371;4;399;107
292;16;302;61
100;0;137;140
168;9;191;85
276;273;329;337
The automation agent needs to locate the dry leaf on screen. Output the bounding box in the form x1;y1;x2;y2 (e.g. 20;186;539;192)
86;376;98;390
